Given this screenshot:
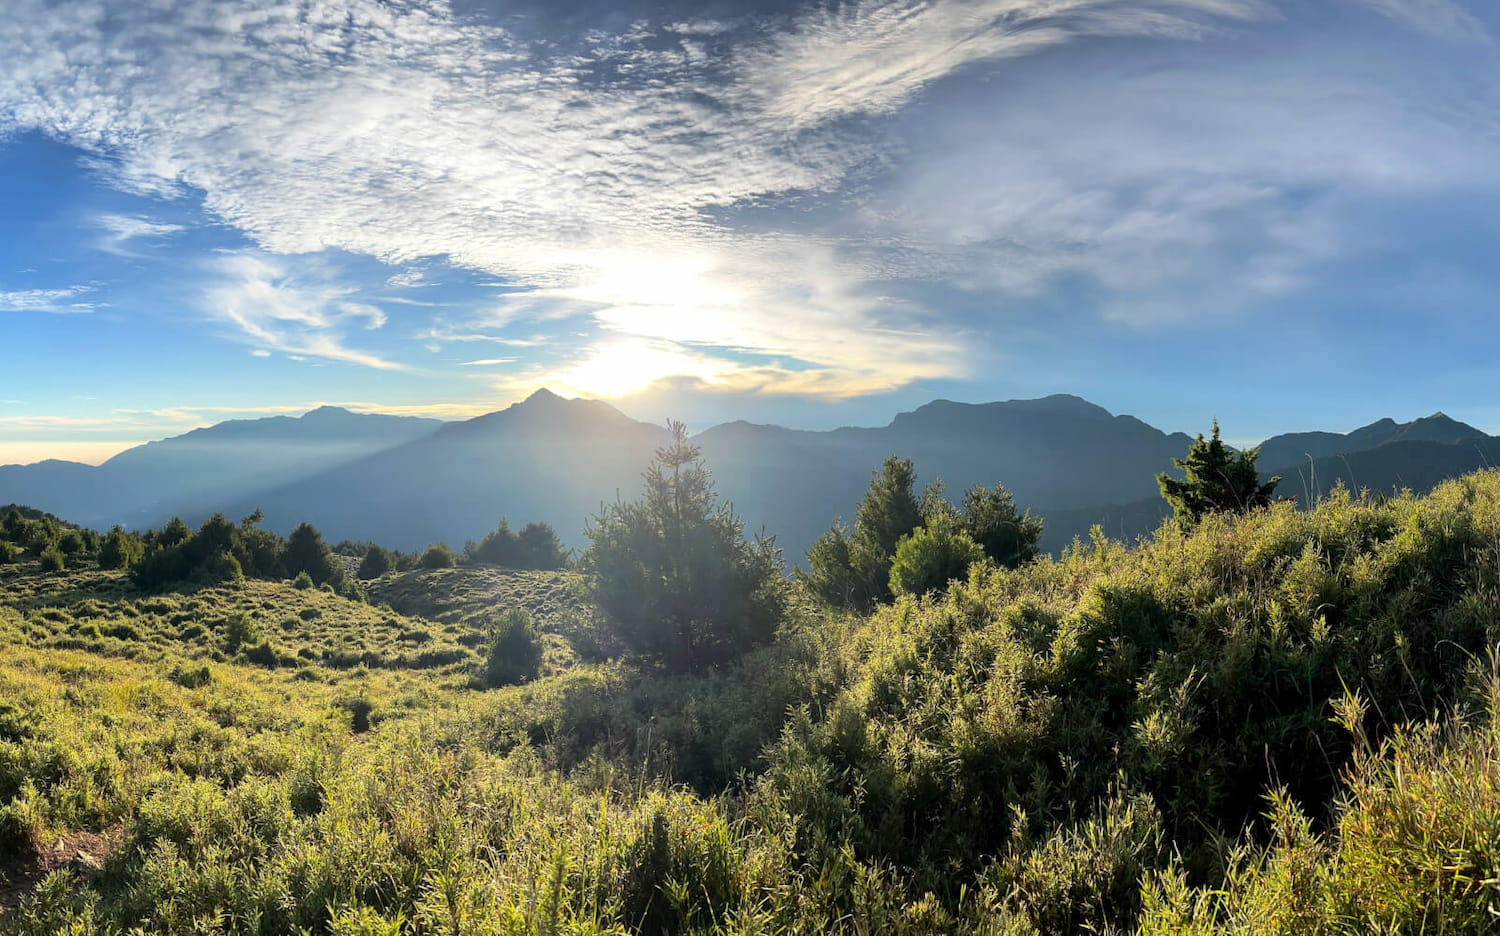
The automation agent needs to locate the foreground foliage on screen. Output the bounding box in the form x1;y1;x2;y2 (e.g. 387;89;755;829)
3;472;1500;933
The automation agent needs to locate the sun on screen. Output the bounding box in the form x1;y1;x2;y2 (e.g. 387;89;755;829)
551;339;728;398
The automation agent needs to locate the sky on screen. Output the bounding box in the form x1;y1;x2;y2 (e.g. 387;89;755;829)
2;0;1498;465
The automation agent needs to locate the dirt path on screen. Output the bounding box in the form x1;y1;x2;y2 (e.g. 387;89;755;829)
0;827;119;921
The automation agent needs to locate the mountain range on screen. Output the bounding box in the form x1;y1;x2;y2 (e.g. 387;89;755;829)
3;390;1495;561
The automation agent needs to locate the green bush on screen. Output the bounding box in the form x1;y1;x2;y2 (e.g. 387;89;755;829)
292;570;315;590
223;612;261;650
38;547;64;572
888;517;986;597
98;527;145;570
483;609;543;688
357;545;393;579
420;543;456;569
283;521;344;588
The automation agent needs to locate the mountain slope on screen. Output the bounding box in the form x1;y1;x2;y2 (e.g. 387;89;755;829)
699;394;1194;562
1039;432;1500;552
1255;412;1485;469
0;407;445;530
230;389;671;550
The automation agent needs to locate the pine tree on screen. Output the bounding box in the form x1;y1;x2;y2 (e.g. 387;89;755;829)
517;522;568;570
583;421;784;672
960;483;1043;569
283;522;344;587
1158;420;1280;527
98;527;145;570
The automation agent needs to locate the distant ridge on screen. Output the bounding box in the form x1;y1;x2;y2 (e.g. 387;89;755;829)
1255;412;1485;468
0;406;447;530
2;393;1493;560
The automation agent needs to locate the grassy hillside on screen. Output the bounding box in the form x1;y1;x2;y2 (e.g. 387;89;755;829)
5;473;1500;933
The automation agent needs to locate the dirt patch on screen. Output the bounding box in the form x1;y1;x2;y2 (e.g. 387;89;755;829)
0;826;120;919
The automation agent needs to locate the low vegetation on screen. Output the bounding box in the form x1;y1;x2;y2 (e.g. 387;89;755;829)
3;437;1500;934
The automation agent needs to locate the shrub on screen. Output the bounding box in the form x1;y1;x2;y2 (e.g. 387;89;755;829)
888;518;986;597
223;612;261;651
356;545;392;579
207;549;244;584
168;664;213;689
38;547;64;572
98;527;145;570
56;529;87;556
483;608;543;687
283;522;344;588
420;543;456;569
292;571;315;590
517;522;569;569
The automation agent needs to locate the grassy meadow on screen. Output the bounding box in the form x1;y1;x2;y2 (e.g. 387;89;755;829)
5;473;1500;933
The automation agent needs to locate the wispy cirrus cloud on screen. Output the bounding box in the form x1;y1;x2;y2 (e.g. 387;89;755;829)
1349;0;1490;41
736;0;1273;129
0;287;96;314
94;214;184;255
204;252;404;370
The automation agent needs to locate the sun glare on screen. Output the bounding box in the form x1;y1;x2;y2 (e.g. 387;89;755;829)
551;339;728;398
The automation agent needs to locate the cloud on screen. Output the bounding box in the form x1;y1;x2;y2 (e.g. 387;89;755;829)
736;0;1272;129
204;252;404;370
0;0;1495;397
1348;0;1490;42
386;270;427;288
0;287;96;314
94;214;184;254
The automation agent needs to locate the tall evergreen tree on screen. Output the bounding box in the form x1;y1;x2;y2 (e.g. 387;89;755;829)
1158;420;1280;527
583;421;784;673
357;544;393;579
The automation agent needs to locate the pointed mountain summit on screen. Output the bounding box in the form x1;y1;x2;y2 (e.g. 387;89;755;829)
448;388;638;438
230;392;671;550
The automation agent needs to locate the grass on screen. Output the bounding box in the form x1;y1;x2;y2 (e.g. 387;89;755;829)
4;473;1500;933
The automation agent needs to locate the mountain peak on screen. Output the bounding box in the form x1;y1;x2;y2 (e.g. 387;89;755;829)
302;405;355;420
449;389;640;437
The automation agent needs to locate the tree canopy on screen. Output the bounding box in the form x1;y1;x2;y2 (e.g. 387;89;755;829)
1158;420;1280;526
805;457;1042;608
583;421;785;673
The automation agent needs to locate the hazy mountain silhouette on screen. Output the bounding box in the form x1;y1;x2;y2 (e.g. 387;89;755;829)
697;395;1196;563
1255;412;1485;470
4;392;1495;563
1039;419;1499;552
0;406;444;530
0;460;109;527
222;389;671;550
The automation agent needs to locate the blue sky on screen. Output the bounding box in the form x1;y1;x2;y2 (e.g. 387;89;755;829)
2;0;1498;464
